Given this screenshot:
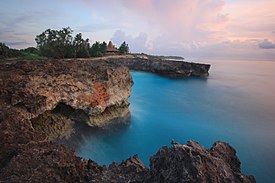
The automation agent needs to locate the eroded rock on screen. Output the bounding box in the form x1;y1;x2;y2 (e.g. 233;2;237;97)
0;60;133;128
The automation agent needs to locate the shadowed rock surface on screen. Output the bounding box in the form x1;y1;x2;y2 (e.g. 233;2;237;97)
144;141;255;183
0;59;254;182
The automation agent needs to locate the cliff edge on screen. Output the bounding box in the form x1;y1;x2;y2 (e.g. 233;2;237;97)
0;59;254;183
79;54;211;78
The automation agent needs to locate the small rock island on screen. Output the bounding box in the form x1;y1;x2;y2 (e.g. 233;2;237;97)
0;56;255;182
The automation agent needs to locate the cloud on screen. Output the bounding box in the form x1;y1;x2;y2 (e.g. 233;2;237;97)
122;0;228;42
1;0;275;59
4;41;30;48
69;0;229;43
112;30;149;53
224;0;275;41
112;0;275;60
259;40;275;49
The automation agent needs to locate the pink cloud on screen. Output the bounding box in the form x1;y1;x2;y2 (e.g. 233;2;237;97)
225;0;275;40
115;0;275;59
121;0;228;42
4;0;274;59
111;30;149;53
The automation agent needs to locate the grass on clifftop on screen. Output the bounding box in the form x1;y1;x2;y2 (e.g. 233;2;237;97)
19;53;47;60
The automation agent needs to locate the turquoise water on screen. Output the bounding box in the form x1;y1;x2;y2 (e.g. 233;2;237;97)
68;60;275;183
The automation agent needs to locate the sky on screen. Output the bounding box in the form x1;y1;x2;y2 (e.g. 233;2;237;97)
0;0;274;60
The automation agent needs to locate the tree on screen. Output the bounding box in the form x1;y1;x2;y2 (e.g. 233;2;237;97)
35;27;73;58
72;33;90;58
56;27;73;58
100;41;107;55
0;43;9;58
119;41;129;54
21;47;39;54
77;38;90;58
89;41;107;57
35;27;94;59
0;43;22;58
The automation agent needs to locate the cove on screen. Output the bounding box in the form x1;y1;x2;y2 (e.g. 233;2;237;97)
64;60;275;183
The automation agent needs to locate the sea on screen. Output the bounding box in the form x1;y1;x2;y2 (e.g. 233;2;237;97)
64;59;275;183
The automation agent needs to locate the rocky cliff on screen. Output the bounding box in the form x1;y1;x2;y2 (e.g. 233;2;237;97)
0;59;254;183
0;59;133;172
81;54;211;78
109;55;210;77
0;60;133;128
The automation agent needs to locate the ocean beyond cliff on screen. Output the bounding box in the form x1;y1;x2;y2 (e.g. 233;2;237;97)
0;56;258;182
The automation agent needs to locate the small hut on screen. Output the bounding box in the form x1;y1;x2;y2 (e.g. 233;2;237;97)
106;41;119;55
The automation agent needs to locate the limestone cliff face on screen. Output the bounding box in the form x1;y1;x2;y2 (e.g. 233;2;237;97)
0;60;133;128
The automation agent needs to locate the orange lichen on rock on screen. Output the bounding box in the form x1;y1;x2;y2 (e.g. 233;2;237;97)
89;82;109;107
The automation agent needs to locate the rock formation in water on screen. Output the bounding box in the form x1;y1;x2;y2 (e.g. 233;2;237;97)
0;58;254;182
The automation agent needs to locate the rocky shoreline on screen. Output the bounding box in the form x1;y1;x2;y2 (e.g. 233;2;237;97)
0;57;255;182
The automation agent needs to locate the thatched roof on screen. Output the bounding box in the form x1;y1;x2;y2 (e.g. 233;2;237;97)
106;41;119;52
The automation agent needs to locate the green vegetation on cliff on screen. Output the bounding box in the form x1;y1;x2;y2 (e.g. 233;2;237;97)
1;27;130;60
0;43;46;61
119;41;130;54
35;27;129;59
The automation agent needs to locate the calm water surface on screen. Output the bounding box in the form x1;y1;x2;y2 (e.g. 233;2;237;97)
66;60;275;183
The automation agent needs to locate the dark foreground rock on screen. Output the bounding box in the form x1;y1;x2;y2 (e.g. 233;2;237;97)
0;59;254;182
0;140;255;183
144;141;255;183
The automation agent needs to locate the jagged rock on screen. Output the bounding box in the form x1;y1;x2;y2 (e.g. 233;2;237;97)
144;140;256;183
102;155;148;183
0;140;255;183
0;142;92;183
